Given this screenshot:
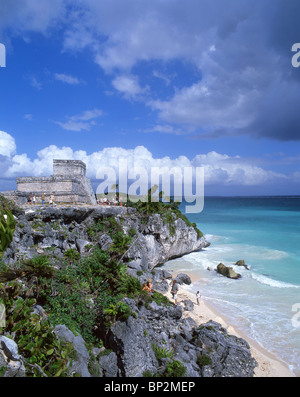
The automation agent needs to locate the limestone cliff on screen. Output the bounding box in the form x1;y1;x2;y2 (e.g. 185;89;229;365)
2;205;209;269
0;202;258;378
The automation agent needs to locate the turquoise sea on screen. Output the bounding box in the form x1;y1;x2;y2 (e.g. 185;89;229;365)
163;196;300;376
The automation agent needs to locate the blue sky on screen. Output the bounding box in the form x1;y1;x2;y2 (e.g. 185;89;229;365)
0;0;300;196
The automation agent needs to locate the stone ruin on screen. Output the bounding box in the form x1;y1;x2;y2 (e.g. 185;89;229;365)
2;160;97;206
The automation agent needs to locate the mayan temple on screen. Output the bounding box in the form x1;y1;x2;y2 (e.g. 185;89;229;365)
4;160;97;205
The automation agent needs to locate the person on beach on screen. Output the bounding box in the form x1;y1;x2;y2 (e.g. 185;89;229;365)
28;193;32;205
196;291;201;305
171;280;179;307
41;193;45;205
32;194;36;205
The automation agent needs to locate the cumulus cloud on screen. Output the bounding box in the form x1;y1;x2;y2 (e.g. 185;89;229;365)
0;131;16;158
0;131;289;190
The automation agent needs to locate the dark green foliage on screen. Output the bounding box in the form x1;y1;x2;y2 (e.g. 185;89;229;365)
0;195;22;216
151;343;187;377
87;216;122;241
1;291;73;377
127;187;203;238
63;248;81;262
110;231;132;257
23;255;55;278
151;343;174;361
0;205;16;257
162;360;187;377
197;354;212;367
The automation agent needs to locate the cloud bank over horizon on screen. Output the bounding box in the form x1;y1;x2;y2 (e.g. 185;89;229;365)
0;130;295;196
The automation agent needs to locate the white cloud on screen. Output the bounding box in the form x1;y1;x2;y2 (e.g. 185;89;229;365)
0;134;288;189
0;131;16;158
112;75;147;99
55;108;104;132
54;73;83;85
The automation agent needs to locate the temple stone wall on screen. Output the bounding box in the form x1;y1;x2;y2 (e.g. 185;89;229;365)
53;160;86;177
3;160;97;205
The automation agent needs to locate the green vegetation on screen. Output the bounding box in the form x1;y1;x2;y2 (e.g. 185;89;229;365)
1;290;73;377
127;186;203;238
0;206;15;258
150;343;187;377
0;219;172;376
0;193;196;377
87;216;122;241
197;354;212;367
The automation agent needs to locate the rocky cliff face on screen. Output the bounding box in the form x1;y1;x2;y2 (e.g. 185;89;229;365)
2;205;209;270
0;204;257;378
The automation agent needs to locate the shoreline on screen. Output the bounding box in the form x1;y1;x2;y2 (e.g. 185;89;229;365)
162;271;295;377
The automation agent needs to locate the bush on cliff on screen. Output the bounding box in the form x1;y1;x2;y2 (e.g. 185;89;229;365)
127;187;203;238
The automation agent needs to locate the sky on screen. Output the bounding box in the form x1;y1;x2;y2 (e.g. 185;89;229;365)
0;0;300;196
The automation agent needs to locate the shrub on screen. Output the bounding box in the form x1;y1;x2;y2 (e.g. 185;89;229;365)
197;354;212;367
163;360;186;377
2;293;74;377
24;255;55;278
0;206;15;257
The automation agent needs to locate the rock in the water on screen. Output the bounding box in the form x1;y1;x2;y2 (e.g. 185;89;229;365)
217;263;241;279
235;260;249;270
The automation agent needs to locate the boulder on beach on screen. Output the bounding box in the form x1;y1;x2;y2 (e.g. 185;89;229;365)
217;263;241;279
175;272;192;285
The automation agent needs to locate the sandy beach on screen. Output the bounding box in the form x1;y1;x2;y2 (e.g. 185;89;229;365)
162;274;294;377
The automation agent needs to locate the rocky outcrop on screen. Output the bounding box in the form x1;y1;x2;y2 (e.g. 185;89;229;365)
0;204;258;377
0;336;26;377
96;295;256;377
217;262;241;279
2;206;208;271
53;325;91;377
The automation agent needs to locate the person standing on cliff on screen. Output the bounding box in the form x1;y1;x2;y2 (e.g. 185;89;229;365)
49;193;55;206
171;280;179;307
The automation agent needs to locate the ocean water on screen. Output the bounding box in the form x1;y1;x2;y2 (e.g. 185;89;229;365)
163;196;300;376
